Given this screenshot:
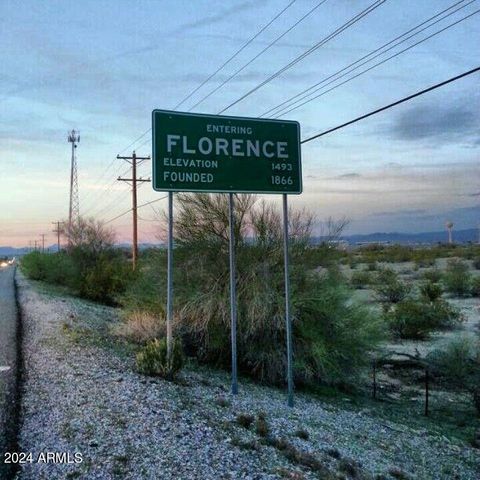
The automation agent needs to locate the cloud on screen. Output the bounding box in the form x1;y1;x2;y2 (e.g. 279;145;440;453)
332;173;361;180
370;209;427;217
389;98;480;146
170;1;257;35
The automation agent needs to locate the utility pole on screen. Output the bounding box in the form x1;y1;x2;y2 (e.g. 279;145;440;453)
34;240;38;251
52;222;64;252
40;234;46;253
117;151;150;270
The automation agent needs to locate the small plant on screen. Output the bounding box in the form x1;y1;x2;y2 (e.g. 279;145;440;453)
388;467;412;480
473;257;480;270
367;260;377;271
255;412;269;437
136;338;184;380
236;413;255;429
374;268;411;304
386;298;462;340
294;429;309;440
338;458;359;477
421;268;443;283
419;281;443;302
443;259;472;296
350;271;373;289
471;276;480;297
114;311;165;344
428;335;480;416
215;396;230;408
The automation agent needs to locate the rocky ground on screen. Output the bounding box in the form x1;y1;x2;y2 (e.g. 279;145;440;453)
15;271;480;479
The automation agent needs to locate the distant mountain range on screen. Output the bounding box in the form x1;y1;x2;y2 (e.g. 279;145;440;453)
338;227;479;245
1;228;478;256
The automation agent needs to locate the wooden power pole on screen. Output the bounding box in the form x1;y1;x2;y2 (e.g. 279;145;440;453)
40;234;46;253
117;151;150;270
52;221;64;252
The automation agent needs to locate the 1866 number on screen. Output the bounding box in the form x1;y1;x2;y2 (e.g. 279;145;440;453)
271;175;293;186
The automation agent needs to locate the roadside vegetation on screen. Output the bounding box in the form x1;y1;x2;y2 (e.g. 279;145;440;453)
19;196;480;449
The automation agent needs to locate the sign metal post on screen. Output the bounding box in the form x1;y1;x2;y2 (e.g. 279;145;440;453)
283;193;294;407
166;191;174;363
228;193;238;395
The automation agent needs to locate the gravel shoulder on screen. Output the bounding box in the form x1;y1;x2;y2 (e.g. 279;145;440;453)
16;271;480;480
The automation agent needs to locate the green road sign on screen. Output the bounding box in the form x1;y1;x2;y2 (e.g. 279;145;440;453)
152;110;302;194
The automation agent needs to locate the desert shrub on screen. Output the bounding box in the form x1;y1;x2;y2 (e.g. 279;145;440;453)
443;259;472;296
421;268;443;283
471;276;480;297
21;251;77;285
366;260;377;271
386;298;462;340
21;218;132;304
428;335;480;414
236;414;254;429
255;412;269;437
374;268;411;304
125;194;384;387
21;251;51;280
350;270;373;289
419;281;443;302
113;310;165;344
136;338;184;379
414;257;435;269
71;249;132;304
473;257;480;270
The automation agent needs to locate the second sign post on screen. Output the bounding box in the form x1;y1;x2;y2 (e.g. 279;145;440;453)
152;110;302;406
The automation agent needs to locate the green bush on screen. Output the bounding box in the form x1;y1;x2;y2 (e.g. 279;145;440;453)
473;257;480;270
21;251;47;280
421;268;443;283
136;338;184;379
21;251;77;285
443;259;472;296
350;270;373;289
428;335;480;414
373;268;411;304
125;194;384;387
419;281;443;302
386;298;462;340
71;248;132;304
471;276;480;297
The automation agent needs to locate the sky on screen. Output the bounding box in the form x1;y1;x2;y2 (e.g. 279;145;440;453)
1;0;479;247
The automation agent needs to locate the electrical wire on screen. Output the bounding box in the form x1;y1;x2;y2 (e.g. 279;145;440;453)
217;0;387;114
174;0;297;110
114;1;298;156
187;0;329;112
104;195;169;225
262;0;474;118
300;65;480;144
276;7;480;118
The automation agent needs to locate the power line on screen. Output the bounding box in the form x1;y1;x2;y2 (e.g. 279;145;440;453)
273;6;480;118
104;195;169;225
174;0;297;110
113;1;297;156
262;0;474;118
217;0;387;114
300;65;480;144
82;164;132;217
188;0;328;112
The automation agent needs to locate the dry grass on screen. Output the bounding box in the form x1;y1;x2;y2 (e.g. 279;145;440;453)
112;310;165;344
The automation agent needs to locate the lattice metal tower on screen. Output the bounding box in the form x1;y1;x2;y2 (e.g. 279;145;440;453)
68;130;80;228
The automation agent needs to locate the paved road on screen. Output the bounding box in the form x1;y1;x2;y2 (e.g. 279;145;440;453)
0;265;18;479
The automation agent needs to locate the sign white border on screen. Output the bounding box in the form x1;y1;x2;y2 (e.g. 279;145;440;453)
152;109;302;194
